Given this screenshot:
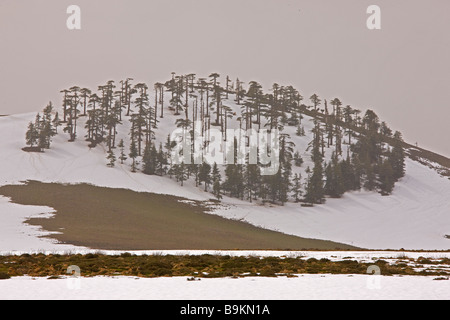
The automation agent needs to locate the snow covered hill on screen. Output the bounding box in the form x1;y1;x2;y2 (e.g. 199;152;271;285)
1;83;450;251
218;158;450;250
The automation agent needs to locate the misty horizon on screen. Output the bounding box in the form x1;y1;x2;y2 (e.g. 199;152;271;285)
1;0;449;156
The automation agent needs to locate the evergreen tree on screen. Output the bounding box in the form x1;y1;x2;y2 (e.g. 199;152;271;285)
175;162;188;186
170;75;185;116
165;134;177;178
310;94;321;112
324;162;335;197
129;139;138;173
142;143;158;175
85;108;103;146
190;163;200;187
244;163;261;202
380;121;392;137
324;155;345;198
156;143;167;176
223;138;245;199
107;149;116;168
364;163;377;191
379;159;395;195
39;103;56;149
80;88;92;116
63;86;81;141
303;115;326;205
390;131;406;180
351;153;363;190
223;164;245;199
330;98;342;119
276;133;294;205
211;162;223;200
344;109;353;145
340;157;356;191
247;81;263;129
37;123;49;150
25;104;57;151
293;151;303;167
33;113;46;150
352;113;382;167
25;122;39;148
304;146;325;205
131;83;150;156
121;78;135;116
363;109;381;133
199;162;212;191
309;118;326;159
261;93;283;131
278;164;291;205
118;139;127;164
105;100;122;152
291;173;303;203
52;112;61;134
210;162;219;184
296;125;305;137
235;78;244;105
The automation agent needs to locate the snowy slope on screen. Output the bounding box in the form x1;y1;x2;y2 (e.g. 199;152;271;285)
1;90;450;251
1;274;449;300
213;158;450;250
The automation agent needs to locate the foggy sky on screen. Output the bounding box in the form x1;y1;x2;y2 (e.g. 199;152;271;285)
1;0;449;156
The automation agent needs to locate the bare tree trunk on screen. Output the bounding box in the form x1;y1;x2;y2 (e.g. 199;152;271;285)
160;86;164;118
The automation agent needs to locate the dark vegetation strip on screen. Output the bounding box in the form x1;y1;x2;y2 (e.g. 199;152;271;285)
0;254;449;280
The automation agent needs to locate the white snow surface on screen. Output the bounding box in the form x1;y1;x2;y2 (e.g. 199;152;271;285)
1;102;450;251
216;159;450;250
0;196;83;253
0;275;448;300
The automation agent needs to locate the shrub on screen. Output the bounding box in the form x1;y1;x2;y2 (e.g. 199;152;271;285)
417;257;433;264
85;253;99;259
120;252;133;258
0;272;10;280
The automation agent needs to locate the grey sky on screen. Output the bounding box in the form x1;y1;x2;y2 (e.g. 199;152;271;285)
1;0;449;156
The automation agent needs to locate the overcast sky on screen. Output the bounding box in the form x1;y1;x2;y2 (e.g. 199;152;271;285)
1;0;449;156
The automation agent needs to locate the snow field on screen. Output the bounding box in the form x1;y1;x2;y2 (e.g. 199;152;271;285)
0;274;448;300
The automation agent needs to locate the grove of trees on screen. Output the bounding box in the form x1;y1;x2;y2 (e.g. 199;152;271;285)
25;73;406;204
